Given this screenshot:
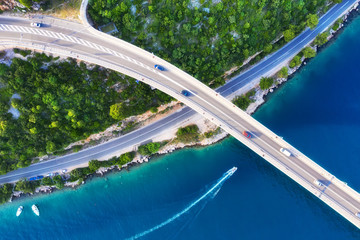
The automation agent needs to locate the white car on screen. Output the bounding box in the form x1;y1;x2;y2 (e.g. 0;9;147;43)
46;173;54;177
314;179;324;187
355;212;360;218
280;148;291;157
61;169;67;173
30;22;42;28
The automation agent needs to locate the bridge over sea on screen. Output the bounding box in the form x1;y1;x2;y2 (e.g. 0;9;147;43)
0;0;359;228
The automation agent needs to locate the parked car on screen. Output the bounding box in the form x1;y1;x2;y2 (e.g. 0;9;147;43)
30;22;42;28
154;65;165;71
61;169;67;173
181;90;190;97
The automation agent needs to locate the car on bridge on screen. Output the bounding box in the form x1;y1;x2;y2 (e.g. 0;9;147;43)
30;22;42;28
154;65;165;71
313;179;324;187
181;90;191;97
242;131;251;139
280;148;292;157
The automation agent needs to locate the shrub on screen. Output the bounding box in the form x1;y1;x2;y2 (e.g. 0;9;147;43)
176;125;199;143
115;152;135;166
138;142;162;155
289;55;301;68
302;47;316;58
53;175;64;189
150;106;158;113
314;32;329;46
15;179;39;194
259;77;274;90
233;95;252;110
278;67;288;78
41;177;54;186
89;160;102;172
306;14;319;29
0;184;13;204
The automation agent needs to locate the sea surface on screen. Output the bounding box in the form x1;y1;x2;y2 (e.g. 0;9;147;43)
2;14;360;240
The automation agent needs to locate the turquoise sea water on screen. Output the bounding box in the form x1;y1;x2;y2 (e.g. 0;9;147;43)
2;14;360;240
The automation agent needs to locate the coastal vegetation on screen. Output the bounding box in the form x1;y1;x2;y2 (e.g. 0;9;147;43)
0;50;171;174
138;141;168;156
70;152;135;182
176;125;200;143
15;179;40;194
289;55;302;68
204;127;221;139
259;77;274;90
278;67;289;78
302;47;316;58
0;184;13;204
306;14;319;29
313;32;330;46
89;0;337;88
232;89;255;110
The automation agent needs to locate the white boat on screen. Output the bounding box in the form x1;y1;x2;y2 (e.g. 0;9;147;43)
31;204;40;216
16;206;23;217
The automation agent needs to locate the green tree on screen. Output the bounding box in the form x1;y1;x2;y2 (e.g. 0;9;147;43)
176;125;199;143
233;95;252;110
15;179;37;194
110;103;126;120
138;142;162;155
278;67;288;78
283;29;295;42
53;175;64;189
289;55;302;68
306;14;319;29
259;77;274;90
0;183;13;204
314;32;329;46
88;160;101;172
46;141;56;153
263;44;273;53
116;152;135;166
302;47;316;58
19;0;32;8
41;177;54;186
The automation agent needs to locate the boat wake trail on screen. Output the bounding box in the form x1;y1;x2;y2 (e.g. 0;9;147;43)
127;167;237;239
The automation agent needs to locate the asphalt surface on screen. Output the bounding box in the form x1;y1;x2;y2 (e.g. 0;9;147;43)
0;0;359;227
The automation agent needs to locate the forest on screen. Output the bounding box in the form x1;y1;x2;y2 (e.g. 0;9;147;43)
0;51;171;174
88;0;340;88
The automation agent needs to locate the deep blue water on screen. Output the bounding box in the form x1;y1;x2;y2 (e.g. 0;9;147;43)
2;14;360;240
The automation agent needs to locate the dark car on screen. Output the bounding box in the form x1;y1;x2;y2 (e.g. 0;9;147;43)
181;90;191;96
154;65;165;71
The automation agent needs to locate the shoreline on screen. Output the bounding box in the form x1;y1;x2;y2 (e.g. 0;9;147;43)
2;2;360;205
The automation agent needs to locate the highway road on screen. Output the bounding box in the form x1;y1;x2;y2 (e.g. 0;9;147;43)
0;0;359;228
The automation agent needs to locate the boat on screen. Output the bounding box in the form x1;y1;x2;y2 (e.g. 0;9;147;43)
31;204;40;216
16;206;23;217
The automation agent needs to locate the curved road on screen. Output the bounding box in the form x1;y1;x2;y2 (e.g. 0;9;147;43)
0;0;359;228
